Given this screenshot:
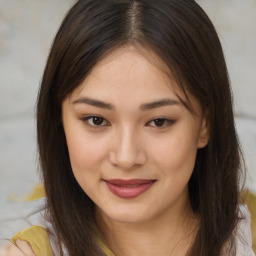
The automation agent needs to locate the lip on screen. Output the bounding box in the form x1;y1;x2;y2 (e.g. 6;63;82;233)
104;179;156;199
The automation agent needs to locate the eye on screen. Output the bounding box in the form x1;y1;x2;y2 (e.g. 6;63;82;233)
146;118;175;128
82;115;109;127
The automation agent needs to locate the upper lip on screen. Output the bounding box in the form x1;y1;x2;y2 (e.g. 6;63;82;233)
104;179;156;185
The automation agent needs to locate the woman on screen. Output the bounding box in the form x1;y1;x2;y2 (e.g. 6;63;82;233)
6;0;255;255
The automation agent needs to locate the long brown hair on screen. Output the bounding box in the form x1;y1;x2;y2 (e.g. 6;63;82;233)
37;0;243;255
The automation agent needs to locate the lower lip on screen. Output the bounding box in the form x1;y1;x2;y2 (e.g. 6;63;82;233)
105;180;155;199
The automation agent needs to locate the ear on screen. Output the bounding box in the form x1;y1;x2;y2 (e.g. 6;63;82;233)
197;115;210;149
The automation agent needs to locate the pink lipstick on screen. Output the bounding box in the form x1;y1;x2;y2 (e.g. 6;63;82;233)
105;179;155;199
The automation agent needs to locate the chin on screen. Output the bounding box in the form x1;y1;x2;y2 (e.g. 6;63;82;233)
102;207;156;224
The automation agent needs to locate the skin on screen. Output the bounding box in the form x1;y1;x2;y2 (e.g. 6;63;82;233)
4;240;35;256
62;46;209;256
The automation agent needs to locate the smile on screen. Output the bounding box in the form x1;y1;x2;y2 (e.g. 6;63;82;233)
104;179;156;199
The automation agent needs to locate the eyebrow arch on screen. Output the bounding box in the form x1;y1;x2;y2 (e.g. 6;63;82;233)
72;97;114;110
140;98;181;110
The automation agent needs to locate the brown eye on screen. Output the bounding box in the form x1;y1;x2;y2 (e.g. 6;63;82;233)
91;116;104;126
153;119;166;127
147;118;175;128
83;115;109;127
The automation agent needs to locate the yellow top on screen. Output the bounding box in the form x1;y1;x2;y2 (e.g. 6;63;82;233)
11;225;54;256
11;225;114;256
10;185;115;255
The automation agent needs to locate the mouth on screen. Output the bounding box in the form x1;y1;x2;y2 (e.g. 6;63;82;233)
104;179;156;199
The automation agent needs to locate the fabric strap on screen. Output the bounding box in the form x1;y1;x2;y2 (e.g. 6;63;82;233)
11;225;54;256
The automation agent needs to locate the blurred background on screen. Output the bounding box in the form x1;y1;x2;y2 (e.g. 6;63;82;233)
0;0;255;246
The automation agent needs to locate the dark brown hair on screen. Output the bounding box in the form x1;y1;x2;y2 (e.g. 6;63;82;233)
37;0;243;255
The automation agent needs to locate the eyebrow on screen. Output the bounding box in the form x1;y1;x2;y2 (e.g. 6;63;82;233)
72;97;114;110
72;97;181;111
140;98;181;110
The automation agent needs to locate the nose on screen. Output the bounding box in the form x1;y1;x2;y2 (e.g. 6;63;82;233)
109;126;147;170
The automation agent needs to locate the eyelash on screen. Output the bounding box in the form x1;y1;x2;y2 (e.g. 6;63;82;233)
146;118;176;128
81;115;110;127
81;115;175;129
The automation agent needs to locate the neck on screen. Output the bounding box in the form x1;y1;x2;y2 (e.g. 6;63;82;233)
95;199;198;256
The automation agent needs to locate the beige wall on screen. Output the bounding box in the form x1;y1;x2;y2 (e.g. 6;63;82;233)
0;1;74;235
197;0;256;191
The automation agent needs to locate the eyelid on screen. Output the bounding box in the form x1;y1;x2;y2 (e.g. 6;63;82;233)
81;114;110;127
146;118;176;128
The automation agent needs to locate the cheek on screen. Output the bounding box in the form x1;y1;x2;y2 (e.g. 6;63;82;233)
65;129;107;173
65;133;107;195
150;132;198;176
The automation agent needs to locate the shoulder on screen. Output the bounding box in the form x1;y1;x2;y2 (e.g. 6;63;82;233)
236;204;255;256
10;225;54;256
5;239;35;256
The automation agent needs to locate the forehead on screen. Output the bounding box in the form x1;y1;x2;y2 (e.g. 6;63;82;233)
71;47;178;96
68;46;200;114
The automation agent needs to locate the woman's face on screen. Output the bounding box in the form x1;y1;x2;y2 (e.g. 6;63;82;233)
62;47;209;224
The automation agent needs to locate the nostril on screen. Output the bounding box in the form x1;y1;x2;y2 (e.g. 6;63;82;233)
108;148;147;170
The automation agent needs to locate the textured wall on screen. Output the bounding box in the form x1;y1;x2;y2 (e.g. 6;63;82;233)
0;1;74;239
197;0;256;191
0;0;255;240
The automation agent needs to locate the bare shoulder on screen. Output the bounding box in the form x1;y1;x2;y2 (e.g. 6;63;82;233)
4;239;36;256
